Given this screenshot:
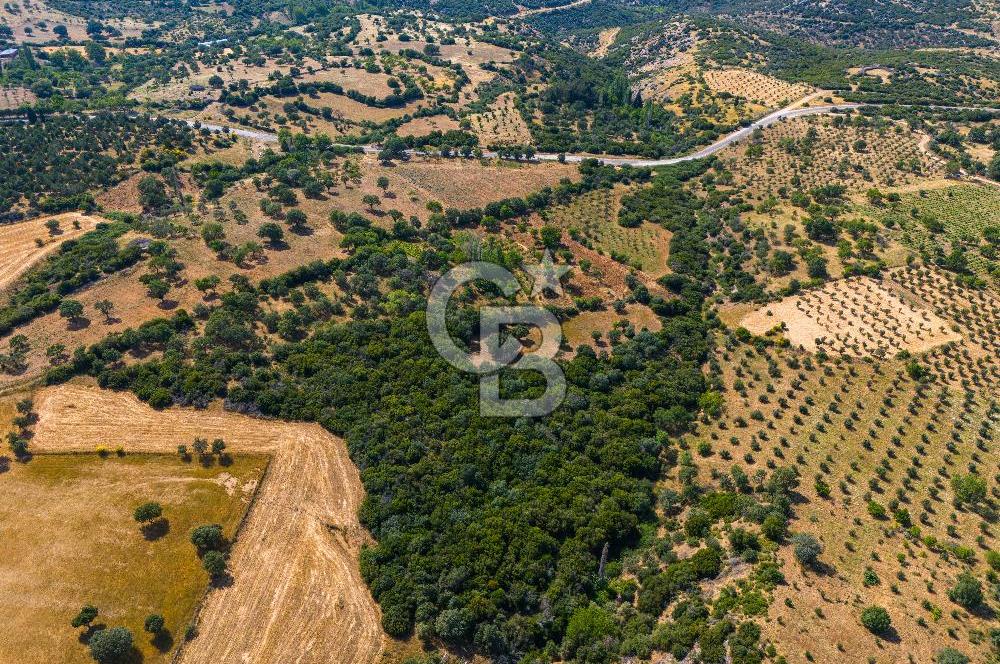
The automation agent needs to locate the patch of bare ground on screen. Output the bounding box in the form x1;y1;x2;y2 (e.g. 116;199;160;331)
703;68;813;110
32;383;387;664
0;86;36;110
591;27;620;58
389;156;579;210
0;212;102;294
739;276;960;356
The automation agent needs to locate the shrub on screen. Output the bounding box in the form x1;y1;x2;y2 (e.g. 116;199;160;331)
143;614;164;634
936;648;970;664
948;573;983;609
133;502;162;524
860;606;891;634
202;550;227;577
190;524;225;552
792;533;822;567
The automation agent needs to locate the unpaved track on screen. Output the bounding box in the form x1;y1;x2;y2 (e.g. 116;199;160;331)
32;384;385;664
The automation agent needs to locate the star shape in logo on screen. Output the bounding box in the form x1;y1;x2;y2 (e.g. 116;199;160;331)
524;250;572;297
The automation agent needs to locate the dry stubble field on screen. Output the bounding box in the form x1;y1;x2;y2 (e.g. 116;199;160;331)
0;212;102;293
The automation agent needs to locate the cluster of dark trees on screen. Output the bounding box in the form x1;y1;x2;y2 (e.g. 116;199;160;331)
41;157;780;662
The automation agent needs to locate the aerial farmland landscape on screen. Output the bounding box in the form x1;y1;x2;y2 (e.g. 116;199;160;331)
0;0;998;663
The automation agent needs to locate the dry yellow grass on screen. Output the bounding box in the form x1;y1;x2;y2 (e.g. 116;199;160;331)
0;0;149;43
0;212;102;294
397;113;462;137
739;276;961;356
0;451;266;664
32;383;387;664
562;303;662;352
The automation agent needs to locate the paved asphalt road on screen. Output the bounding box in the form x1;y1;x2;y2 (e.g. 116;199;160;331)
187;102;1000;168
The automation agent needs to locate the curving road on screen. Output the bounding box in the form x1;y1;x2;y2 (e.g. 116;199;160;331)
186;100;997;168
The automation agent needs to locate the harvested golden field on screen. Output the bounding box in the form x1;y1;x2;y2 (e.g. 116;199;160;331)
32;383;387;664
739;275;961;356
0;86;36;110
686;266;1000;663
0;451;266;664
722;116;947;196
468;92;532;146
703;68;813;109
0;212;102;294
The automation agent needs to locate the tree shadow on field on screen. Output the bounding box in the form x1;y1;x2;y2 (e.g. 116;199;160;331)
141;518;170;541
969;603;996;620
122;646;145;663
876;625;901;644
77;623;106;644
157;299;179;311
210;571;235;589
67;317;91;331
151;629;174;653
0;456;11;473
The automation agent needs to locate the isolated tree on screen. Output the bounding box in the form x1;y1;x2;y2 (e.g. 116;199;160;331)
71;604;98;629
792;533;822;567
376;176;390;193
192;437;208;456
194;275;221;297
88;626;133;663
142;277;170;302
949;572;983;609
257;222;284;245
143;614;164;635
133;502;163;524
285;209;308;232
59;299;84;324
211;438;226;455
860;606;891;634
361;194;381;213
94;299;115;322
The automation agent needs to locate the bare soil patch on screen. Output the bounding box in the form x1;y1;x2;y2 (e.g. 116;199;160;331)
739;276;961;356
